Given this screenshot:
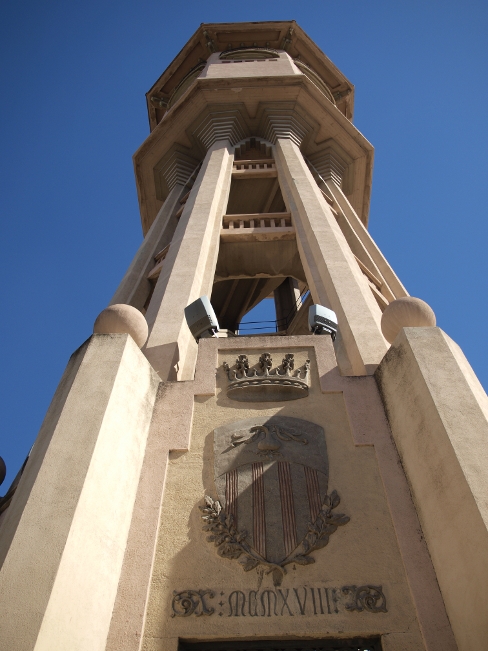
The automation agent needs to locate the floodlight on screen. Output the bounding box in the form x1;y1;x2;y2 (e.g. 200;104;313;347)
308;304;338;340
184;296;219;341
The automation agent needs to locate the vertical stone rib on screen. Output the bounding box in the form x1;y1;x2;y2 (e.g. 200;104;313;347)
237;465;253;548
144;140;234;381
225;468;238;529
275;137;388;375
252;462;266;558
304;465;322;522
278;462;297;556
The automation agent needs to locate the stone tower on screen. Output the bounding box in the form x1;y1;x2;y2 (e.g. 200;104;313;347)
0;20;487;651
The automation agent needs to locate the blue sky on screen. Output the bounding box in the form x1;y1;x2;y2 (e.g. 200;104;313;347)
1;0;487;489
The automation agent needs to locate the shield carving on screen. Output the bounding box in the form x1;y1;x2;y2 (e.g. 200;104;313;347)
201;416;349;584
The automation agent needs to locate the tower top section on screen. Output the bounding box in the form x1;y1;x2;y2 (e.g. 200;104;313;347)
135;21;373;234
146;21;355;130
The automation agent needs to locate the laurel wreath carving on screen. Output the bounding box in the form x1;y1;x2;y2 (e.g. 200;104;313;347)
200;490;349;586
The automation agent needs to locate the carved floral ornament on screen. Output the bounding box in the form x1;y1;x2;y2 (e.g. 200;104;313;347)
223;352;310;401
200;491;349;587
200;416;350;587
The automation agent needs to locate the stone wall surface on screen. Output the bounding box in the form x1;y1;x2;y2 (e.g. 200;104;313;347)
133;335;454;651
376;326;488;651
201;52;300;80
0;332;460;651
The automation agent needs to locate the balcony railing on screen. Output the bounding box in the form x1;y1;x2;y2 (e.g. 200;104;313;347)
232;159;277;178
221;212;294;242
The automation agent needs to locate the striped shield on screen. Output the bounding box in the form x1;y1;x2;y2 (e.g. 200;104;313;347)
214;416;328;564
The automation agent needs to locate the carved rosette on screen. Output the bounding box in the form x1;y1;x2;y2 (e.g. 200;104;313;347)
342;585;387;613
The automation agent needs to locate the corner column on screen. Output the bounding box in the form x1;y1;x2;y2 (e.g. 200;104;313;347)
275;137;388;375
376;326;488;650
144;139;234;380
110;183;186;310
0;334;160;651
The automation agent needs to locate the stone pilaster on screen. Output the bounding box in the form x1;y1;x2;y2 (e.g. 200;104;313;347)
110;183;186;310
376;326;488;650
324;179;408;299
144;134;234;380
275;137;388;375
274;277;301;331
0;334;159;651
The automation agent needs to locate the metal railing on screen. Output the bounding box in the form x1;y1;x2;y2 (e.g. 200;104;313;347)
237;289;310;334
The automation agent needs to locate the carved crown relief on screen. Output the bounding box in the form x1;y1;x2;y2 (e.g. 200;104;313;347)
223;352;310;401
200;416;349;586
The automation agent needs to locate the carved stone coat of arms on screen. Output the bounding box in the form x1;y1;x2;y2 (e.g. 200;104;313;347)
201;416;349;586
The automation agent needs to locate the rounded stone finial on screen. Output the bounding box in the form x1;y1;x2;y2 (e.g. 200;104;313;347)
381;297;436;344
93;304;148;348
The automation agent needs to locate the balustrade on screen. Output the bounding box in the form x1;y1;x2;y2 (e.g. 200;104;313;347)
232;159;277;178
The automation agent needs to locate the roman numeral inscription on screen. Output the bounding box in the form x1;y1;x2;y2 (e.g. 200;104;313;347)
171;585;387;618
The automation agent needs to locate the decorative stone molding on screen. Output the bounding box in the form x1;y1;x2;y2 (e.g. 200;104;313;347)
157;104;320;182
307;146;350;188
220;47;279;61
342;585;388;613
203;30;216;53
234;136;273;159
281;26;294;51
222;352;310;401
171;590;215;617
153;143;201;201
153;106;345;204
200;490;349;587
191;108;249;151
293;59;336;105
167;62;206;110
259;108;311;147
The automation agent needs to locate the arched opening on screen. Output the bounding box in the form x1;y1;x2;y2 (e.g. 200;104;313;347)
219;47;280;61
212;137;310;335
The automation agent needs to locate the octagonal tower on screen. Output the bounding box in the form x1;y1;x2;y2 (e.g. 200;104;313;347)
1;21;487;651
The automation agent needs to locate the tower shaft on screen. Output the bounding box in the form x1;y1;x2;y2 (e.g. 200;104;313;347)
1;21;487;651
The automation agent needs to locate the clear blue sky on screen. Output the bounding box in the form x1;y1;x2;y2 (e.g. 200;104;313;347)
1;1;487;489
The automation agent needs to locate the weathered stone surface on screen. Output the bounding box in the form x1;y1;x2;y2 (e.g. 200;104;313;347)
376;326;488;650
0;334;159;651
381;297;436;344
93;304;148;348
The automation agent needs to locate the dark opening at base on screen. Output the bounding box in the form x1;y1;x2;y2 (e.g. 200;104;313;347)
179;638;382;651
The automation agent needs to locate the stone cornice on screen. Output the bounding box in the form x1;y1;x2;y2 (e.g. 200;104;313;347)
258;106;313;148
190;107;250;153
134;76;373;234
153;144;201;200
307;144;352;189
145;21;354;130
